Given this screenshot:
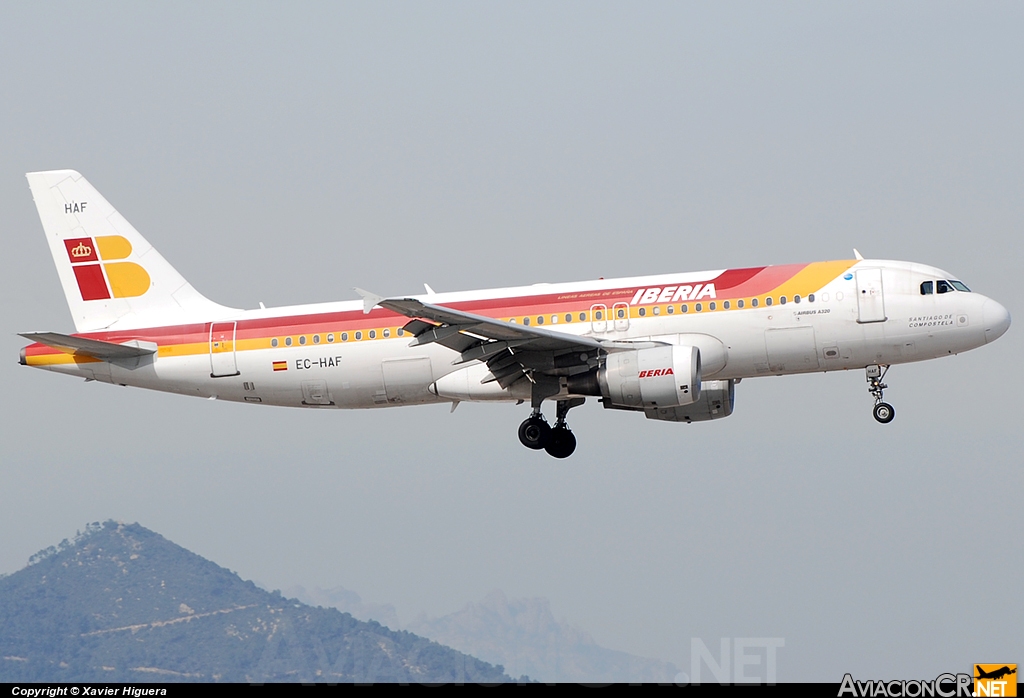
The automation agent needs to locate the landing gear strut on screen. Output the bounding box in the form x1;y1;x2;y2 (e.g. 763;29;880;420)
866;365;895;424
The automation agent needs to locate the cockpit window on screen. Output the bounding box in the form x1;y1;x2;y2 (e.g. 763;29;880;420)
923;279;970;294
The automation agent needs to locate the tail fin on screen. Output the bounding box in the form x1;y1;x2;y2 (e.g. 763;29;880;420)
26;170;236;332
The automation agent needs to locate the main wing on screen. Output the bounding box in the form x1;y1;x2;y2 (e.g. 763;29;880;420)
357;290;663;390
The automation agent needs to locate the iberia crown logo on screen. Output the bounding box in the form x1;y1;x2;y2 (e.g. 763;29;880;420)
71;241;92;258
63;236;150;301
975;664;1017;697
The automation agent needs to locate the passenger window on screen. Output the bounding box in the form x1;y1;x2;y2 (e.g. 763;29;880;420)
341;332;348;341
565;314;573;323
355;331;362;340
285;337;293;346
653;306;660;315
617;308;625;318
299;336;307;345
638;308;646;317
523;317;530;325
551;315;558;324
681;304;688;313
536;316;544;325
937;280;952;294
579;312;587;322
313;335;320;344
780;296;787;305
794;295;801;304
723;301;730;309
695;303;702;312
808;294;815;303
667;305;674;314
271;338;279;347
327;334;334;343
920;281;934;295
751;298;759;307
766;297;773;306
708;302;716;310
397;328;404;336
737;299;744;308
383;329;390;338
369;330;376;338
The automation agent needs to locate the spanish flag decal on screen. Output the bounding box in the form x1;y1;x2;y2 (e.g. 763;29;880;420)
272;361;288;372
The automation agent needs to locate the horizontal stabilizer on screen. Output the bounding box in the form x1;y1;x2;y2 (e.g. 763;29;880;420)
20;332;157;360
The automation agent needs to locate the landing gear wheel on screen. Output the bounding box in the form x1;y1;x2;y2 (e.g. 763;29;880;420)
544;426;577;459
518;416;552;449
873;402;895;424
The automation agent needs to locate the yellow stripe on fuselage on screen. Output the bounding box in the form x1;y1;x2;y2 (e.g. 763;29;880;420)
24;262;858;367
767;260;855;301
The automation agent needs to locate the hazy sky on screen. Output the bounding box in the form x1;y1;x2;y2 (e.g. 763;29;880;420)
2;2;1021;682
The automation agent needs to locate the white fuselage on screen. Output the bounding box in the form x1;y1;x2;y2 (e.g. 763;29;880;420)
24;259;1009;411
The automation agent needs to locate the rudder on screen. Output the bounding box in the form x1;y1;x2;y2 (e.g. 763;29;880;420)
26;170;235;332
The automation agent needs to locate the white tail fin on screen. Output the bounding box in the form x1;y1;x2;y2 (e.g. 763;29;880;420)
26;170;236;332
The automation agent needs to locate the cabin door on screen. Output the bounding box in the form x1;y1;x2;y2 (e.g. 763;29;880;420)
856;269;887;323
209;322;239;377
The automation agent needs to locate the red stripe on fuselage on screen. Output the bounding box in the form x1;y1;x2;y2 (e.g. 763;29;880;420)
721;264;808;298
24;264;823;354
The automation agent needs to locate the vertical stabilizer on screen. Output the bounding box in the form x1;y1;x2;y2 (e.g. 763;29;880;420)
26;170;237;332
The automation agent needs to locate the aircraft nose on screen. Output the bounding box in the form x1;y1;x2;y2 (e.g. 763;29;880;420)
982;299;1011;343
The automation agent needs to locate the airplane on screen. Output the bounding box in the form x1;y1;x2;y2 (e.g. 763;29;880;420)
19;170;1011;458
975;666;1016;681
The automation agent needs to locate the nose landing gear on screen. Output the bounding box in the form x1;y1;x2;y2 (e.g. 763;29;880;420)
866;365;895;424
517;397;584;458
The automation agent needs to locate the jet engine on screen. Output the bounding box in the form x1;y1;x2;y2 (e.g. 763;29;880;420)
644;379;736;422
569;345;701;409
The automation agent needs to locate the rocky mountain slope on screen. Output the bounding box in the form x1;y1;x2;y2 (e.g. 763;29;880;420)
0;521;517;683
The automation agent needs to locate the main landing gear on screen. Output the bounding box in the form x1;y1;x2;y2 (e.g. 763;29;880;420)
518;398;584;458
866;364;895;424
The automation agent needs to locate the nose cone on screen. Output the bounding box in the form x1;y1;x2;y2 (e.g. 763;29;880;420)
983;299;1011;343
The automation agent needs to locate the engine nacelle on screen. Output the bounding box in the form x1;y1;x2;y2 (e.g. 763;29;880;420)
600;345;701;409
644;379;735;422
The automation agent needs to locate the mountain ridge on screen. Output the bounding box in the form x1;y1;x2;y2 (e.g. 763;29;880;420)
289;585;680;683
0;521;519;683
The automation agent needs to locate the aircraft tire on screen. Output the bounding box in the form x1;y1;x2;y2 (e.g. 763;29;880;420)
544;426;577;459
518;417;552;449
873;402;895;424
